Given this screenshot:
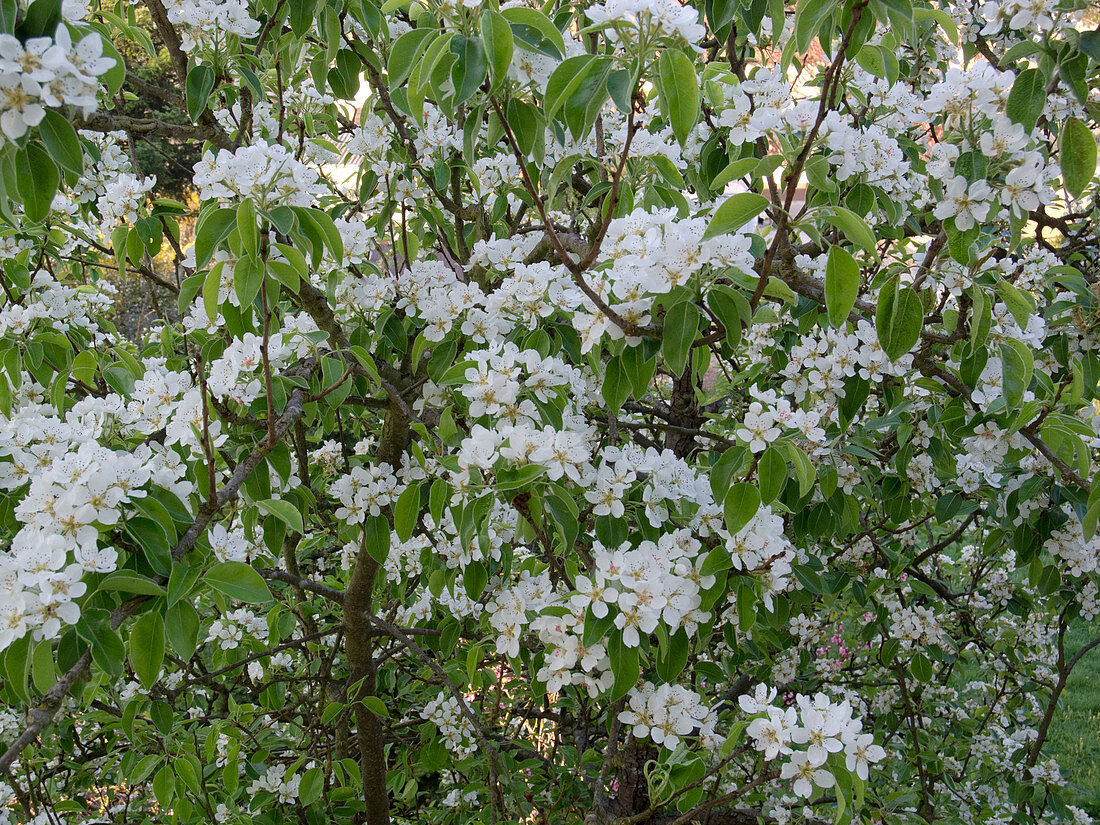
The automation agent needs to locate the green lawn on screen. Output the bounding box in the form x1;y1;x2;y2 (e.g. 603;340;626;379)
1049;620;1100;813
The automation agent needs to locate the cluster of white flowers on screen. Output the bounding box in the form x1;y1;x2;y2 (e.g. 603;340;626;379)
163;0;259;51
208;316;326;401
880;588;949;650
1081;581;1099;622
0;270;114;338
821;113;922;210
724;505;793;573
487;530;717;699
330;463;402;524
619;682;718;751
735;389;826;454
921;67;1062;222
450;344;597;484
977;0;1083;37
97;172;157;226
247;763;303;804
1043;508;1100;577
956;421;1028;492
779;314;914;415
741;686;886;797
420;692;477;757
574;208;756;352
70;130;131;203
0;28;114;141
207;608;268;650
441;787;479;808
0;384;193;649
0;781;13;825
193;141;326;208
207;523;262;562
334;216;377;266
389;258;483;342
585;0;706;44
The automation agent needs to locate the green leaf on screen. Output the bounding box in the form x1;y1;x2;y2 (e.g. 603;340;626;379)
194;207;237;270
269;260;301;293
909;651;934;682
607;632;640;701
657;49;698;147
129;611;165;690
174;755;201;796
19;0;62;38
70;350;97;386
875;277;923;360
700;545;733;577
297;207;344;262
17;142;59;223
817;206;878;257
167;562;202;607
1084;496;1100;541
79;610;125;678
1061;117;1097;199
31;639;55;693
203;263;222;324
39;110;83;175
854;44;885;78
825;245;860;327
494;464;547;492
780;441;816;497
500;7;565;57
704;192;769;239
794;0;833;52
387;28;437;87
165;602;199;659
206;561;272;603
98;572;166;597
450;34;487;104
656;629;689;683
662;301;699;376
707;285;750;347
1081;29;1100;63
463;560;488;600
711;157;760;192
257;498;304;535
365;514;390;565
481;11;513;92
186;64;216;123
329;49;362;99
621;344;658;398
394;483;420;542
602;356;631;413
233;254;264;308
363;695;389;718
544;54;597;119
757;447;786;504
560;58;611;141
298;766;325;806
3;636;31;702
1005;68;1044;132
1000;339;1033;414
995;279;1034;330
724;482;761;534
236;197;258;257
152;765;175;808
125;517;172;576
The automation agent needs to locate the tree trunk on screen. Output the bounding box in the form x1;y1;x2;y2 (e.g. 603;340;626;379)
342;396;411;825
344;552;388;825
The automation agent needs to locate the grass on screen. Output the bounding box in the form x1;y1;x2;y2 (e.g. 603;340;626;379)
1048;620;1100;813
